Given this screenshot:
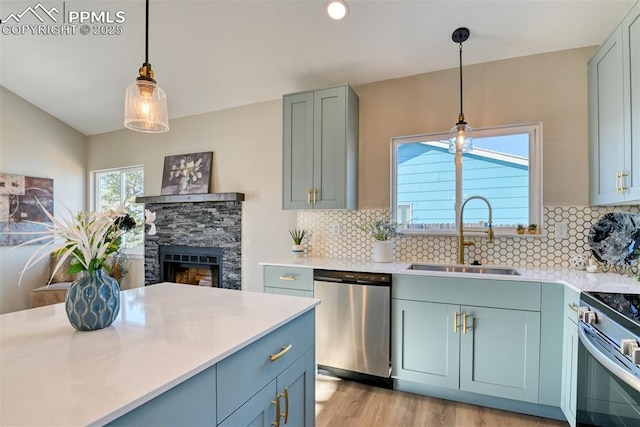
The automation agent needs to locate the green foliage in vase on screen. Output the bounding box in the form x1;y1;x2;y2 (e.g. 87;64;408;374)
289;229;306;245
359;216;398;241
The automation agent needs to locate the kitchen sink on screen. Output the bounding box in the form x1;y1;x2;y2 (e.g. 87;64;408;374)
407;264;522;276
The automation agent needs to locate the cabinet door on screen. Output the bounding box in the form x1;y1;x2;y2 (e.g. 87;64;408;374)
459;306;540;403
277;349;315;427
392;299;460;389
219;379;278;427
589;26;625;205
561;317;579;427
313;86;347;209
623;2;640;201
283;91;314;209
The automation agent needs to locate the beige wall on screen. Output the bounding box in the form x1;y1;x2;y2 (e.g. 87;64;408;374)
2;46;596;304
0;86;86;313
356;47;595;208
87;100;297;292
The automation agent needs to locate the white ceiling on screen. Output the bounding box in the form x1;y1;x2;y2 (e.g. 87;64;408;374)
0;0;636;136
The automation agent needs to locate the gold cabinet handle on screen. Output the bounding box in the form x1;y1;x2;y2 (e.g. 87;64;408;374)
620;171;628;191
269;344;292;362
282;387;289;424
616;171;629;193
313;188;318;204
271;395;281;427
568;303;578;312
463;312;467;335
454;312;459;333
279;275;297;281
307;189;311;204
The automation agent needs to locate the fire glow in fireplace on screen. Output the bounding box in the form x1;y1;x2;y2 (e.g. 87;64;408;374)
159;245;223;287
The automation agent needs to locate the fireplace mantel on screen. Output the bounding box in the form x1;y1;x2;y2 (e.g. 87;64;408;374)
136;192;244;204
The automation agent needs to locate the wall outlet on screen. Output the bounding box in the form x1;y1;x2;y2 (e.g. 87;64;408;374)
556;221;568;239
332;222;340;235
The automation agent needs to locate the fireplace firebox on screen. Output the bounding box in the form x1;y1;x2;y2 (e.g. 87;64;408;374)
159;245;223;287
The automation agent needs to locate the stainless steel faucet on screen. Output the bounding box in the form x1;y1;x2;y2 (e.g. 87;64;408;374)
457;195;494;264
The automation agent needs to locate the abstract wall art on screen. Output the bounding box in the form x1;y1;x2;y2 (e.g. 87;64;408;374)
0;173;54;246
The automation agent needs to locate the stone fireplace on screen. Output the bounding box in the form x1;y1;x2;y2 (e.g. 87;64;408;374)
160;245;223;287
137;193;244;289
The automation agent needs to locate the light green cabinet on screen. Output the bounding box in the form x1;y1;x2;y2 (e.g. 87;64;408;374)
109;310;316;426
589;1;640;205
392;275;542;404
393;300;460;388
263;265;314;298
220;350;315;427
106;365;217;426
459;305;540;403
561;287;580;427
283;84;358;210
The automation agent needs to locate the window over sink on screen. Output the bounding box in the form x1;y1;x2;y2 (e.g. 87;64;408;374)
391;123;542;235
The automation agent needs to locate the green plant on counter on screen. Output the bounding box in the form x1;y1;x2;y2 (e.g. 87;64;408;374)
359;215;398;241
289;229;306;245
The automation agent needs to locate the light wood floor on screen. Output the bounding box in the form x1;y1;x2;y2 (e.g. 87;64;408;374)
315;375;568;427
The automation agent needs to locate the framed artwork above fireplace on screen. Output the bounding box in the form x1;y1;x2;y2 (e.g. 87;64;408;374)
161;151;213;195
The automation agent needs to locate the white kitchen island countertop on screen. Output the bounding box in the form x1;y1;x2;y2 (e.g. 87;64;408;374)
0;283;319;426
260;257;640;294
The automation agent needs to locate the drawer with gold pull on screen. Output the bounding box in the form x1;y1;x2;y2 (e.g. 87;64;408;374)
216;309;315;423
264;266;313;291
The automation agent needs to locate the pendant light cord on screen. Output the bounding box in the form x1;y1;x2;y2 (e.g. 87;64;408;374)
145;0;149;65
458;42;463;119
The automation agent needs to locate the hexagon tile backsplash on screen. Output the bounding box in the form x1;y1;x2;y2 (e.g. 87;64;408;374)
297;205;640;268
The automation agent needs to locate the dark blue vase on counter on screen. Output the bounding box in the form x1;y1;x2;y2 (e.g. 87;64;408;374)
65;269;120;331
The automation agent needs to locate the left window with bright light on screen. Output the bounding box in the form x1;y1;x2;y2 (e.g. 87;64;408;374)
93;166;144;250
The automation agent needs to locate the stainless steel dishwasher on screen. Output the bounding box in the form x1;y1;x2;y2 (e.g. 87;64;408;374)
314;269;392;386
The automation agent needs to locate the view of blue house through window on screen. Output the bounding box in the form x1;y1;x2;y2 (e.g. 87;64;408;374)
392;123;542;233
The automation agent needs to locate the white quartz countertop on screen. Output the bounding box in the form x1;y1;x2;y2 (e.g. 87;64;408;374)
0;283;319;427
260;257;640;294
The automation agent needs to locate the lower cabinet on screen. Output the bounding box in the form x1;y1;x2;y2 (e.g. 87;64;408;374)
393;299;541;403
220;350;315;427
106;365;218;426
561;288;580;427
392;275;542;405
263;265;314;298
110;310;316;427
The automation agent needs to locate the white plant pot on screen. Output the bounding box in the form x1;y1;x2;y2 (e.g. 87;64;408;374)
372;240;394;263
292;244;304;257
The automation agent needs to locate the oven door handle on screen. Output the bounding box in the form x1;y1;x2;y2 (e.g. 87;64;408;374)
578;322;640;392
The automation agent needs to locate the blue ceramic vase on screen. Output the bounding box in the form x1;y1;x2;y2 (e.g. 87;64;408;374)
65;269;120;331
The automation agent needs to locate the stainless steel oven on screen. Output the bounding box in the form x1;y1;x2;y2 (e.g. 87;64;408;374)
577;292;640;426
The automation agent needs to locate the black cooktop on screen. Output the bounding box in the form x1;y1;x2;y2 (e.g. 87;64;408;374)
584;291;640;330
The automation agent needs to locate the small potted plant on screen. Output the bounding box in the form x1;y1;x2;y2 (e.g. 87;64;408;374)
359;216;397;263
516;224;526;235
289;229;306;257
528;224;538;235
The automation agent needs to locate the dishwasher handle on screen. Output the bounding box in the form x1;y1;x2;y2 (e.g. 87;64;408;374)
313;276;343;283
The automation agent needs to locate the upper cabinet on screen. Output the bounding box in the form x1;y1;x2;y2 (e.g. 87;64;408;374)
283;84;359;210
589;2;640;205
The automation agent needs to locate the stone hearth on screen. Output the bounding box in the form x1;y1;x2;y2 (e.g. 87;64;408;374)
138;193;244;289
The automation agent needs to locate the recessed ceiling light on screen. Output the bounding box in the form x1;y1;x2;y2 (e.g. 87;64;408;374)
327;0;349;21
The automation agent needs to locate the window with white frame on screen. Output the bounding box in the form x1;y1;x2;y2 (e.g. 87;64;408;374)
391;123;542;234
93;166;144;249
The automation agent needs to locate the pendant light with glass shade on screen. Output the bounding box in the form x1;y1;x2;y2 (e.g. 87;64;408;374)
124;0;169;133
449;27;472;153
